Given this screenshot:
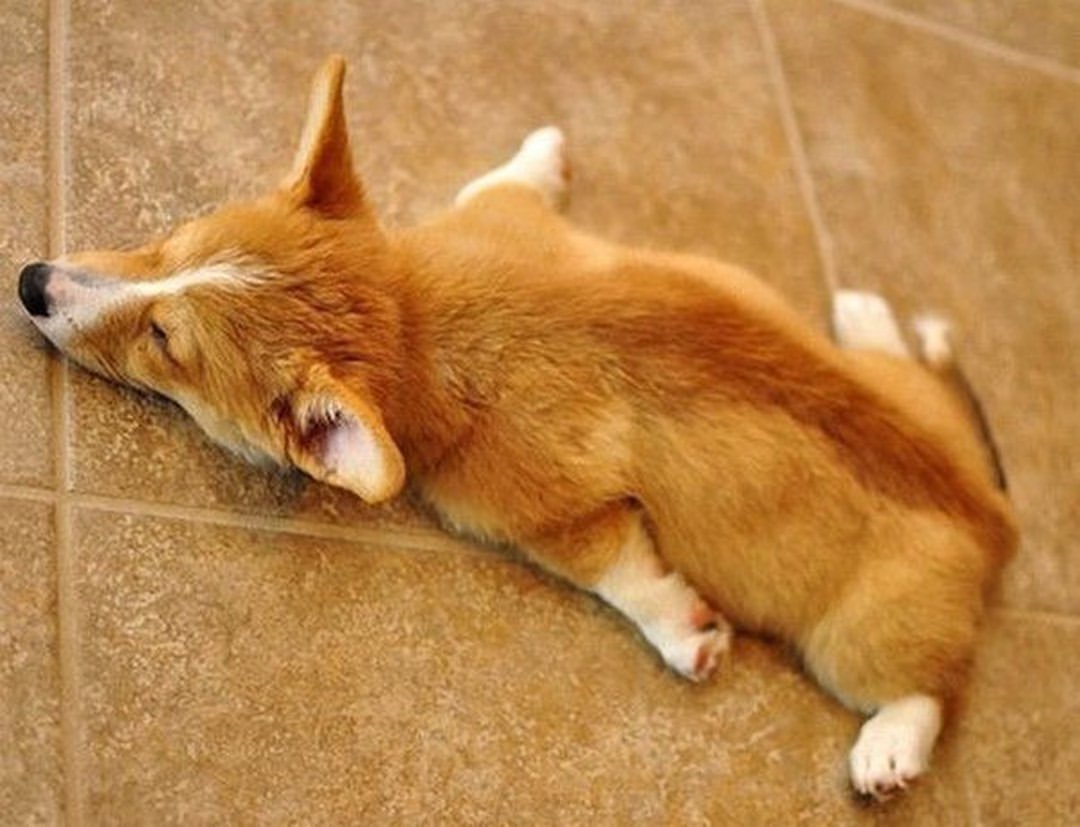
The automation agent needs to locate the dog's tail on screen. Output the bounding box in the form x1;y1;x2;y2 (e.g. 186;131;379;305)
912;314;1009;492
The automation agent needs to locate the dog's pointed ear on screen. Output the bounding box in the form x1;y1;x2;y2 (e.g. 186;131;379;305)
277;378;405;504
281;55;365;218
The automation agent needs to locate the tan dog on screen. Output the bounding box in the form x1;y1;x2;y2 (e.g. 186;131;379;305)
18;56;1016;799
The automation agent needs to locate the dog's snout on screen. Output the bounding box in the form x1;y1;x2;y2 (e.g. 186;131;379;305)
18;261;52;318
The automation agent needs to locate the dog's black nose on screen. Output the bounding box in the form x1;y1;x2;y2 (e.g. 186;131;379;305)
18;261;52;318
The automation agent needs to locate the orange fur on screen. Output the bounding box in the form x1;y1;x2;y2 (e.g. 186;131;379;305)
25;56;1017;796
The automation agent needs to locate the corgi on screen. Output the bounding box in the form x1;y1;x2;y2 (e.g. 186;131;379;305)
18;56;1016;800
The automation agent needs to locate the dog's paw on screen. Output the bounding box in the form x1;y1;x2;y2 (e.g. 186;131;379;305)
516;126;571;206
656;610;732;682
832;290;910;358
850;725;923;800
849;696;942;801
455;126;570;208
911;313;954;368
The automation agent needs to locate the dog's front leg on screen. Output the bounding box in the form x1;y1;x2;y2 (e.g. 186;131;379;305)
524;502;731;682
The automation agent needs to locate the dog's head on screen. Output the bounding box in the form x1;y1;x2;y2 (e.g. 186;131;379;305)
17;57;405;503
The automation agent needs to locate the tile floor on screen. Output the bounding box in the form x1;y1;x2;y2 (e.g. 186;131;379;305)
1;0;1077;824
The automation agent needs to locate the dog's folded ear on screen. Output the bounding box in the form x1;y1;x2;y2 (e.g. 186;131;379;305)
281;55;366;219
277;376;405;504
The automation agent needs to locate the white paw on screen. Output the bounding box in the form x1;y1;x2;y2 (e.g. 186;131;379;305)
512;125;570;205
849;696;942;801
520;125;566;162
833;290;910;357
912;313;954;368
673;625;731;681
647;608;732;682
455;126;570;208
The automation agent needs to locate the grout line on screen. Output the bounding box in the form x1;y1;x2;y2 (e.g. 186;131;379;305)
46;0;83;825
961;773;984;827
830;0;1080;86
748;0;841;295
52;492;80;827
71;492;486;557
993;606;1080;627
0;482;57;503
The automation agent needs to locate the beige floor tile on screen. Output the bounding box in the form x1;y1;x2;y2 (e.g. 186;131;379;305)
874;0;1080;67
72;509;978;824
0;0;53;488
767;0;1080;614
0;499;62;825
959;612;1080;824
63;0;829;523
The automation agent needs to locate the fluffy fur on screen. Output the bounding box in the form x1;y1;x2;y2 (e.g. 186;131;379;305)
18;57;1016;799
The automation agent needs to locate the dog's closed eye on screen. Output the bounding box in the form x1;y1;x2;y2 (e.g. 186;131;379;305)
148;319;180;365
149;320;169;345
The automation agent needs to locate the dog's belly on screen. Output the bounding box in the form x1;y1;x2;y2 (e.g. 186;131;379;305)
419;480;519;546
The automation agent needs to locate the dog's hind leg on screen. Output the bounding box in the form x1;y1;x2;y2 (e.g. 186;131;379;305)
832;290;911;358
524;502;731;682
455;127;571;210
803;546;983;800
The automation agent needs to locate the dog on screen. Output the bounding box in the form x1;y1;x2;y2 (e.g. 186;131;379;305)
17;56;1016;800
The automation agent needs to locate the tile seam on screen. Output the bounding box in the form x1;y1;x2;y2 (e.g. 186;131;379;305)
0;483;58;503
830;0;1080;86
747;0;841;295
47;0;83;824
71;492;486;557
992;606;1080;627
960;771;983;826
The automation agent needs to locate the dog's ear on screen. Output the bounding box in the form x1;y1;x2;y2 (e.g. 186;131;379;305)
277;376;405;504
281;55;365;218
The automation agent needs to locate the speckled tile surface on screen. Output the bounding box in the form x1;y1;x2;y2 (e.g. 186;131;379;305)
2;0;1077;823
874;0;1080;67
72;510;980;825
960;612;1080;824
0;0;53;488
0;500;62;825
